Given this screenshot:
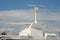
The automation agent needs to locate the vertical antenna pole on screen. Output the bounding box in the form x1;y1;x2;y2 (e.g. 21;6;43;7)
34;6;38;23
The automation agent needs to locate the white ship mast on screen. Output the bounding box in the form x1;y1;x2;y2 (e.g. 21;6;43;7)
34;6;38;23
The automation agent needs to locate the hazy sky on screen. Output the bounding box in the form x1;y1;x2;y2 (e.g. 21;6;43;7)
0;0;60;10
0;0;60;28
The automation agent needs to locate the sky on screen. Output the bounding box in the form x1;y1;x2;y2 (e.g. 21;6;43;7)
0;0;60;34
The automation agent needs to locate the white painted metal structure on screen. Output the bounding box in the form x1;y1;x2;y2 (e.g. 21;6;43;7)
19;23;33;36
34;6;38;23
45;33;56;39
19;6;39;37
18;6;44;40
